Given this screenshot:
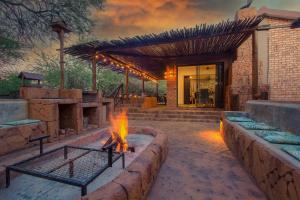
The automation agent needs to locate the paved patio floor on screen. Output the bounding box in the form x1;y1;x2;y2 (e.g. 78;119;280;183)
128;120;266;200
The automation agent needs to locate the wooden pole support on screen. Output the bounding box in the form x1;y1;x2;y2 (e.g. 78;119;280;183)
125;68;129;99
59;29;65;89
142;78;145;96
92;57;97;91
156;82;159;98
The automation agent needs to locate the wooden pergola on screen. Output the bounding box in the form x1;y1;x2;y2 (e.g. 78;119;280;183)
64;16;263;95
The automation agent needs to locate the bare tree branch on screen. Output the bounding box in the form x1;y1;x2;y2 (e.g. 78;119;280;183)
0;0;105;65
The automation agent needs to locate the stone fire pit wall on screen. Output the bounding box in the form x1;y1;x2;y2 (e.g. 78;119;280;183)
79;126;168;200
221;101;300;200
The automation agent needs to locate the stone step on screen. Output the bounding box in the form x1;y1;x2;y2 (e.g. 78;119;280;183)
127;110;221;115
127;113;220;120
128;117;219;123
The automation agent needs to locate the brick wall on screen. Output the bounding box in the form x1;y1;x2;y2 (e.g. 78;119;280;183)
231;8;257;110
231;36;254;110
267;18;300;101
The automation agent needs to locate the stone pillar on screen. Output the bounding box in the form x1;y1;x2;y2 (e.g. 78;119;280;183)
58;29;65;89
167;80;177;108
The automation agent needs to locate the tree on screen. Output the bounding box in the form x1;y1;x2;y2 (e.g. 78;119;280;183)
0;0;104;64
33;52;92;90
0;73;21;97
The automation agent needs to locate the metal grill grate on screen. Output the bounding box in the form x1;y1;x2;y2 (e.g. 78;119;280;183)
6;146;125;196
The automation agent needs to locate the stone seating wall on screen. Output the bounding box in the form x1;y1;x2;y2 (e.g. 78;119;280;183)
0;99;47;156
221;101;300;200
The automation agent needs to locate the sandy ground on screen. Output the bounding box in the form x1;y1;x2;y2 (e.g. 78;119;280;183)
128;120;267;200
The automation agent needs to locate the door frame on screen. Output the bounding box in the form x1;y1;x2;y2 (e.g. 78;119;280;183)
176;62;225;108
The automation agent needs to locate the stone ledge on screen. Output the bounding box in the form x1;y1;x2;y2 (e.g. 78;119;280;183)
246;100;300;134
0;121;47;156
80;126;168;200
222;118;300;200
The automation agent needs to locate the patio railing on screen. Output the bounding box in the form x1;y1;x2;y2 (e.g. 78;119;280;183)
107;83;124;108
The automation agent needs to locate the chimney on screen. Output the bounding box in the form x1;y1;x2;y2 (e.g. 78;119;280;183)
235;7;258;20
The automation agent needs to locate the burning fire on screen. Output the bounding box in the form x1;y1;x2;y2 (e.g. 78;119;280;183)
109;110;128;152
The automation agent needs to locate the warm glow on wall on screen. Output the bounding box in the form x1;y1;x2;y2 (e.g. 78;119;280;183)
164;65;176;80
220;120;224;136
200;130;223;144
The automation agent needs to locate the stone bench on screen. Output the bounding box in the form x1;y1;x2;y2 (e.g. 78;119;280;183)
0;99;47;156
221;101;300;200
0;119;47;156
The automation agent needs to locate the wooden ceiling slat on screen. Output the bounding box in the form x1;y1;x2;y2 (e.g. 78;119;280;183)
64;16;263;79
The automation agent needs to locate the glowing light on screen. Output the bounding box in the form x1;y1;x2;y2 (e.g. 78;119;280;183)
199;130;223;144
109;110;128;152
220;120;224;136
164;65;176;80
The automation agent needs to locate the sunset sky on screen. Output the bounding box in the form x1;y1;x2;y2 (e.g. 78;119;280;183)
89;0;300;39
6;0;299;73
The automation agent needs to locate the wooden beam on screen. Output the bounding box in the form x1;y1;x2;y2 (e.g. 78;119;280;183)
58;29;65;89
166;53;233;66
92;57;97;91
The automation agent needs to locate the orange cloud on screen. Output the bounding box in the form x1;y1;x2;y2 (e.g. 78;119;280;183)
89;0;300;40
89;0;240;40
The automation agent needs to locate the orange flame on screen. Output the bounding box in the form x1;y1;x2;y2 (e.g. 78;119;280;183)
109;110;128;152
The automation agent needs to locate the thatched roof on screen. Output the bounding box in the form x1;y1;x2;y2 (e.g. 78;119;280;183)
65;16;263;79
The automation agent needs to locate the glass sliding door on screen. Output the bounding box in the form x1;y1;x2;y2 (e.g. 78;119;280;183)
177;63;224;108
194;65;216;107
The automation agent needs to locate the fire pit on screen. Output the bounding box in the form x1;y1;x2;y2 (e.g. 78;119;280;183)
1;111;168;200
102;110;135;153
6;145;125;196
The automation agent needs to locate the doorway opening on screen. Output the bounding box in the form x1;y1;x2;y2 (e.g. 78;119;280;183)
177;64;224;108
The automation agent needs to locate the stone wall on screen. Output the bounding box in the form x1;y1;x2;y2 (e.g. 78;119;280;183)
221;117;300;200
29;99;83;140
267;18;300;101
19;87;59;99
0;122;47;156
